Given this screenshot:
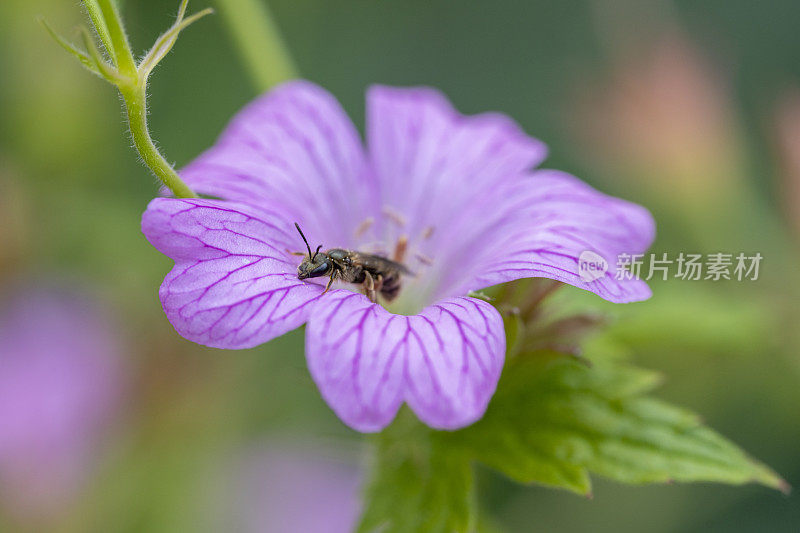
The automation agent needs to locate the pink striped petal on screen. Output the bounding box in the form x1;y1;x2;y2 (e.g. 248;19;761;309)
141;198;323;349
366;84;547;251
180;81;374;249
465;170;656;303
305;290;505;432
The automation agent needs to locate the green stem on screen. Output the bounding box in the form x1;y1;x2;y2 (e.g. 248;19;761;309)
83;0;115;58
49;0;203;198
214;0;298;92
120;84;197;198
96;0;137;77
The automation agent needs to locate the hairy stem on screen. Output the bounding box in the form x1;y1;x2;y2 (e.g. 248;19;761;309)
48;0;204;198
96;0;136;76
214;0;298;92
120;84;197;198
83;0;115;57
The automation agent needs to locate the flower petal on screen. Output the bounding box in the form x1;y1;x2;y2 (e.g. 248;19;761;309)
404;296;506;429
141;198;323;349
180;81;374;248
305;291;505;432
466;170;656;303
366;85;547;245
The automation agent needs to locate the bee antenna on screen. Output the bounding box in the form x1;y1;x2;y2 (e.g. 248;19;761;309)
294;222;313;258
313;245;322;260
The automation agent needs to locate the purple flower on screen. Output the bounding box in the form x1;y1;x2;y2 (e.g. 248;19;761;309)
208;444;359;533
0;288;123;521
142;81;654;432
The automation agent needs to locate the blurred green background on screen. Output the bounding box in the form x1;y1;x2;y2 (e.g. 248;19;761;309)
0;0;799;531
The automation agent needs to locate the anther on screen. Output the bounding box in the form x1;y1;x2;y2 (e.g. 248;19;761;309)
421;226;435;240
354;217;374;238
415;252;433;266
393;235;408;263
382;206;407;228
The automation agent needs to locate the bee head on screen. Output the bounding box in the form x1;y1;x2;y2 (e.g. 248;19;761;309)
294;223;330;280
297;254;331;279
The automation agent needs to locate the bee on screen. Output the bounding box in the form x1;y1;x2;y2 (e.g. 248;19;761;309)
292;223;413;303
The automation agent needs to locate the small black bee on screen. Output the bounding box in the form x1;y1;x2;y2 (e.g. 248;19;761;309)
292;223;412;303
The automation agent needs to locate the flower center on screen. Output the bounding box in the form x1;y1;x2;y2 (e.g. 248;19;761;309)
294;211;437;315
355;210;438;315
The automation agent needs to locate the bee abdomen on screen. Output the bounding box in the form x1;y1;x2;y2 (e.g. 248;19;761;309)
380;273;402;302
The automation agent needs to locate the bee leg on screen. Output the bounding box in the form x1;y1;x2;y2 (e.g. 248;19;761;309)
363;271;378;303
322;272;337;295
286;249;307;257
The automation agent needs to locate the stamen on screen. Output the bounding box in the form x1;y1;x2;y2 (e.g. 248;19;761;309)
382;206;407;228
354;217;374;238
415;252;433;266
421;226;435;240
393;235;408;263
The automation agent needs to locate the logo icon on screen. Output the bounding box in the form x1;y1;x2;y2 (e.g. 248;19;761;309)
578;250;608;282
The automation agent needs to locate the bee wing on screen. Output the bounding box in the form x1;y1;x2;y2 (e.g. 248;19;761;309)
354;252;416;277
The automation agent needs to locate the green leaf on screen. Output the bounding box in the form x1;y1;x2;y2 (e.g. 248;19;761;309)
452;350;787;496
358;411;476;533
358;328;785;529
138;5;215;79
39;19;100;76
